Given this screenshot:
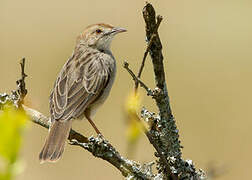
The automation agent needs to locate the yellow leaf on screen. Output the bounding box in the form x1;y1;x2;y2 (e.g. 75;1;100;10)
125;91;141;114
125;91;142;144
0;105;28;179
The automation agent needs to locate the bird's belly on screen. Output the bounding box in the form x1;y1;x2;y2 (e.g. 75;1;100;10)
86;69;116;118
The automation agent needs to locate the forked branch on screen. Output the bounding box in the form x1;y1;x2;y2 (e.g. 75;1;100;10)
123;2;206;180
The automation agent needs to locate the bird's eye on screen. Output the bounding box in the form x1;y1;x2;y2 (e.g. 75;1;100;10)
96;29;102;34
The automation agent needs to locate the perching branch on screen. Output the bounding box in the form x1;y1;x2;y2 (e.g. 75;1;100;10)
23;105;89;143
23;105;152;179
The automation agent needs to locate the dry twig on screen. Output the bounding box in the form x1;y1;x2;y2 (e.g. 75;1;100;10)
135;15;163;93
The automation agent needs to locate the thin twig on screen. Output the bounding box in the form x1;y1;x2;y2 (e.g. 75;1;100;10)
16;58;27;103
123;61;153;96
135;15;163;93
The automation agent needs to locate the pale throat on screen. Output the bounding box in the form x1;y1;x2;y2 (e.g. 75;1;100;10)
96;37;113;52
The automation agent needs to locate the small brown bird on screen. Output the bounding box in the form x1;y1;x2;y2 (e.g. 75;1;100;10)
39;23;126;163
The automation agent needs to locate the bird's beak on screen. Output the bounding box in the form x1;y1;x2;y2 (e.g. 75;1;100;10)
112;27;127;34
103;27;126;36
104;27;126;36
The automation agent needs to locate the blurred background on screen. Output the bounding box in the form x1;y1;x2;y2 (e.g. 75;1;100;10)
1;0;252;179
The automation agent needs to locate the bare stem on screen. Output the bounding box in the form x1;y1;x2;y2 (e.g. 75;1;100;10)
135;15;163;93
123;61;153;96
15;58;28;106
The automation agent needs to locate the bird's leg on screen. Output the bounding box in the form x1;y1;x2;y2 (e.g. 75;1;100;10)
86;116;102;135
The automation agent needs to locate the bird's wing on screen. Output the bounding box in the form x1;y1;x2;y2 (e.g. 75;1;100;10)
50;51;114;122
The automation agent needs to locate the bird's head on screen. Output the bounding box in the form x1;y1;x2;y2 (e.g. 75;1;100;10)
77;23;126;51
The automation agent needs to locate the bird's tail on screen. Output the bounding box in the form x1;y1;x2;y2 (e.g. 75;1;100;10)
39;120;72;163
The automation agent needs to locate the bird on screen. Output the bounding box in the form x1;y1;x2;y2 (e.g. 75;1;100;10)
39;23;126;163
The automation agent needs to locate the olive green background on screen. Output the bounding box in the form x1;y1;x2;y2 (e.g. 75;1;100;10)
1;0;251;179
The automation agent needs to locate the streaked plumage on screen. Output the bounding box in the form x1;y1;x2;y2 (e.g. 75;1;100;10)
39;23;126;163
